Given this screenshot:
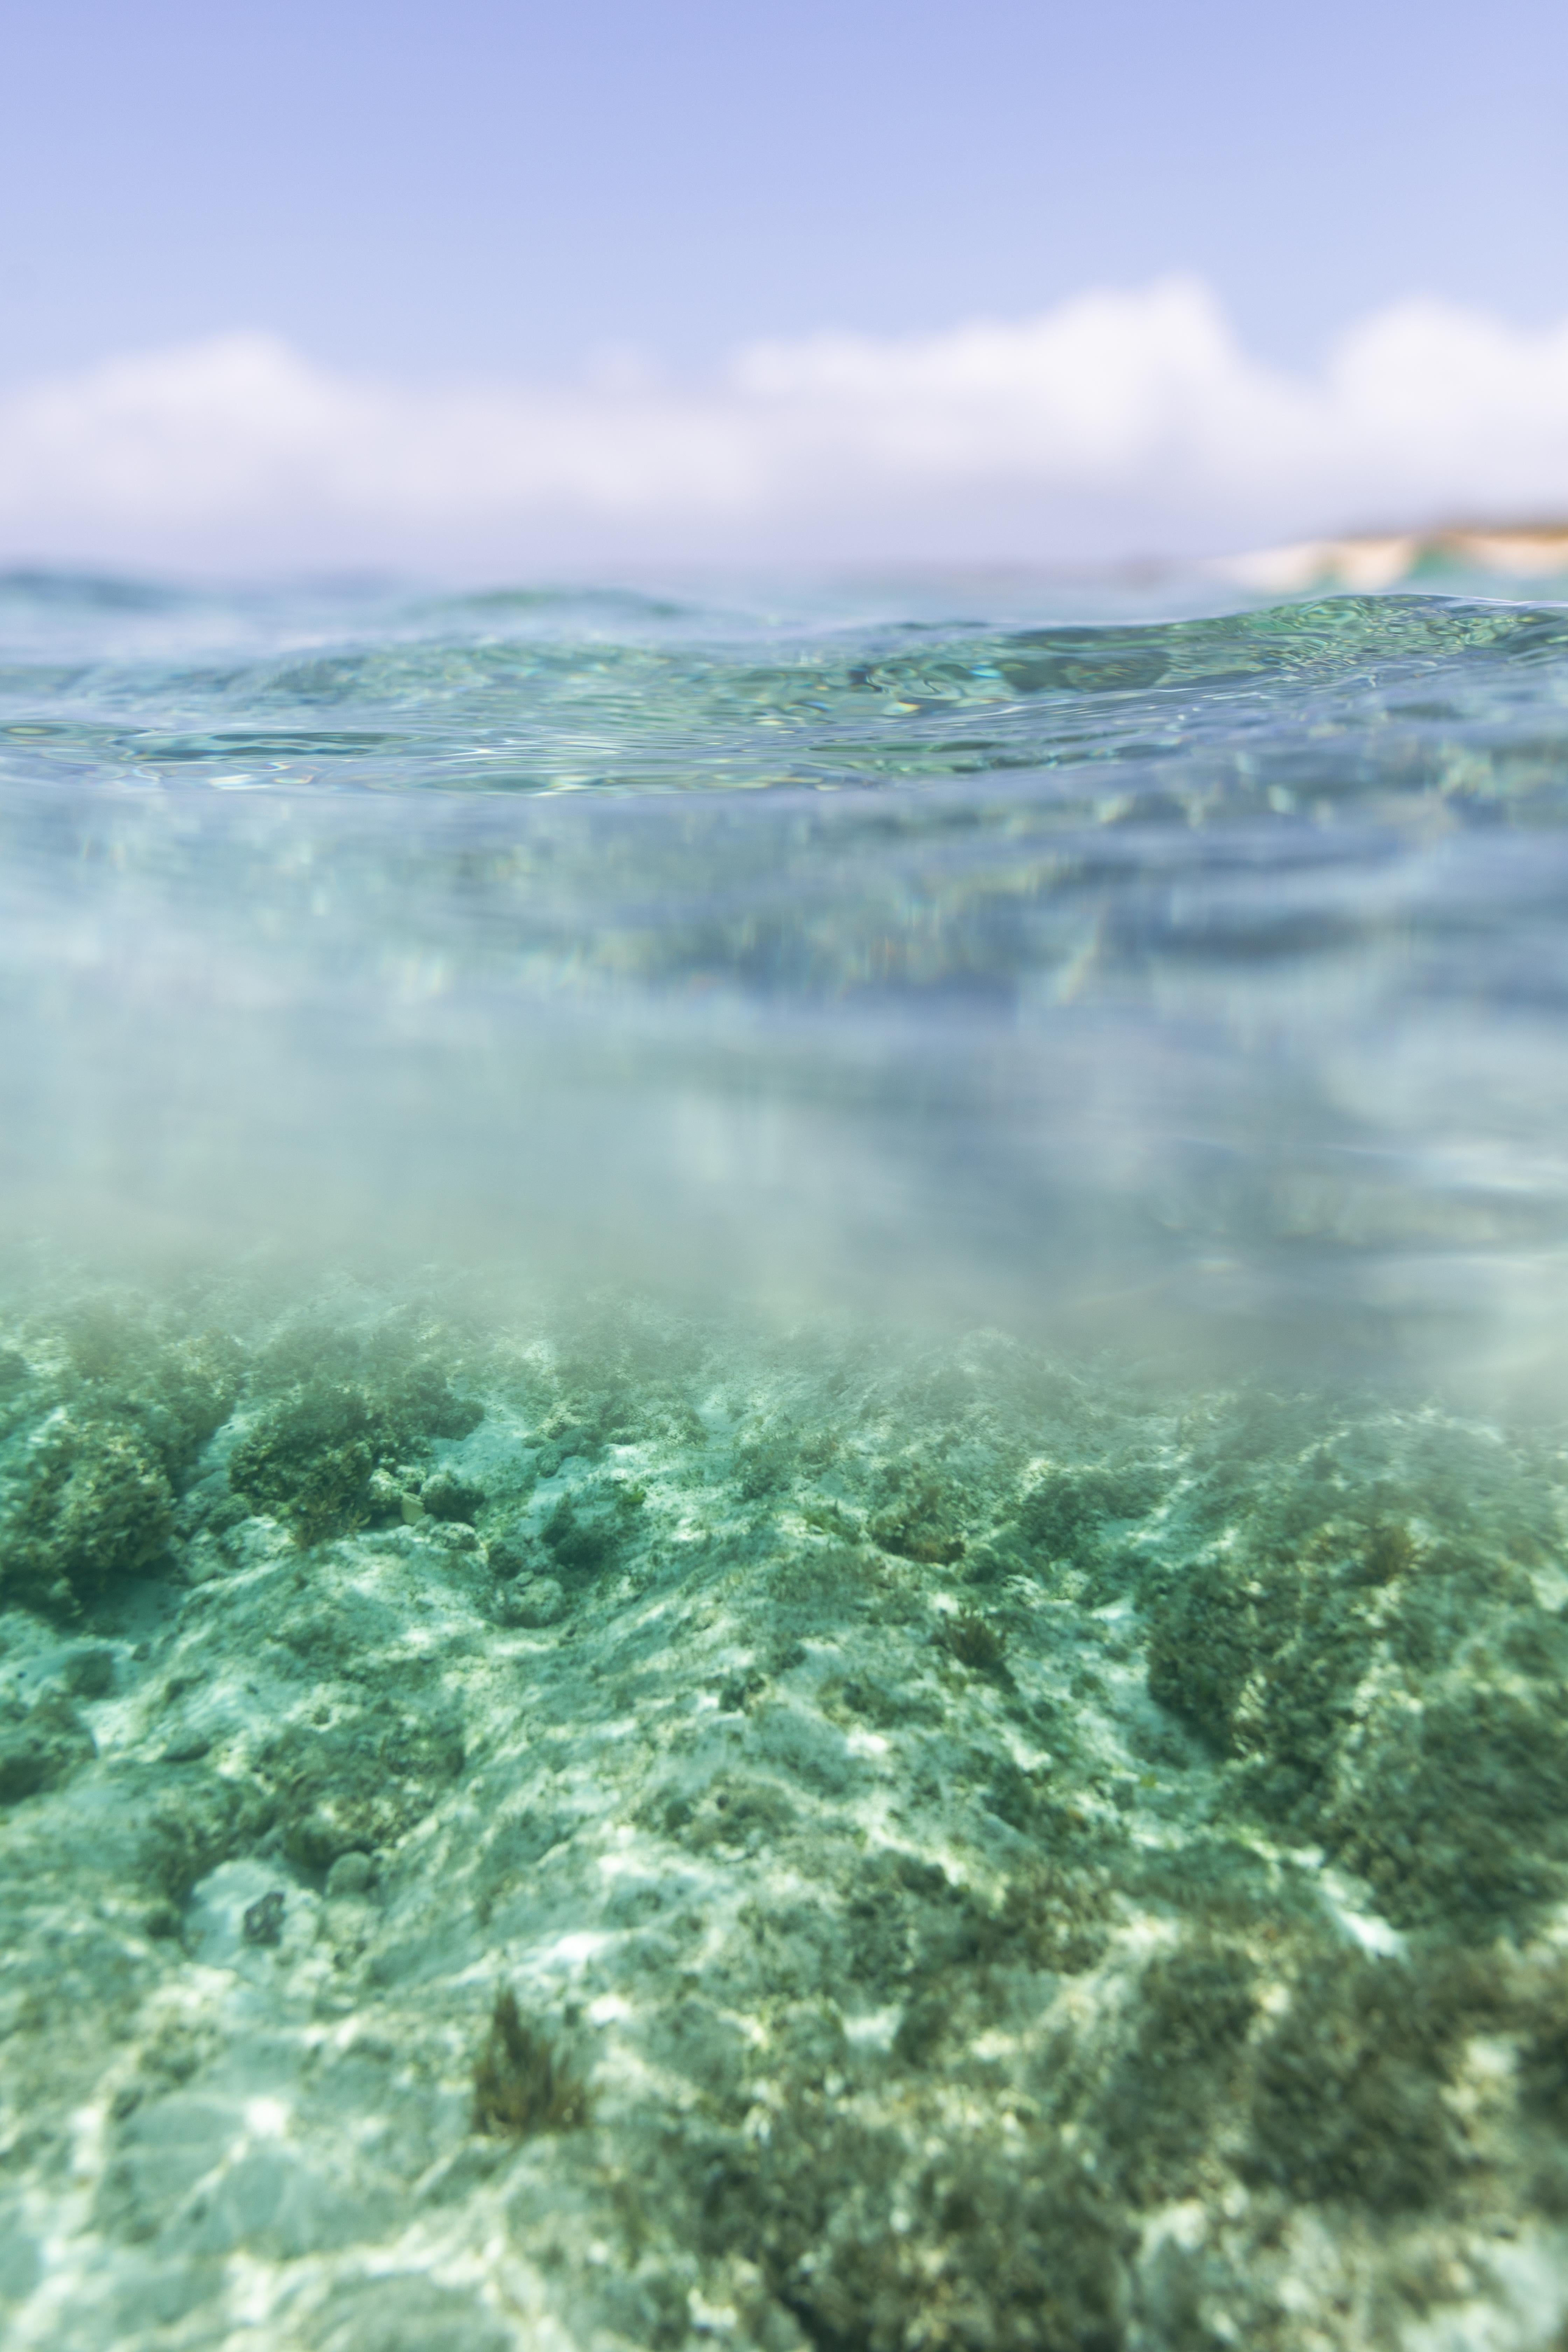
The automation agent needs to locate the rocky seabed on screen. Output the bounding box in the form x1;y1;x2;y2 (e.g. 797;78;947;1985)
5;1278;1568;2351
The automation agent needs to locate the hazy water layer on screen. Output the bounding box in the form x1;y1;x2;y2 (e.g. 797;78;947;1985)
6;568;1568;1391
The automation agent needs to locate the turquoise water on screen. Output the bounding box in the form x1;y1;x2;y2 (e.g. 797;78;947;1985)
10;568;1568;2350
6;569;1568;1388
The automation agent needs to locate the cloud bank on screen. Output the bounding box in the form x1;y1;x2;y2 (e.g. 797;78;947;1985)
4;278;1568;571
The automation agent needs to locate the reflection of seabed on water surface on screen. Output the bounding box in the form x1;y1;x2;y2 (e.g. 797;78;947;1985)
0;835;1560;1396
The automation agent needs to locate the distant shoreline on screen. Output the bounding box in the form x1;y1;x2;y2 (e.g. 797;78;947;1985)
1220;520;1568;592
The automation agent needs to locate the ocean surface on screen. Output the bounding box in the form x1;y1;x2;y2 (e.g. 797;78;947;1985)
7;564;1568;2352
8;563;1568;1387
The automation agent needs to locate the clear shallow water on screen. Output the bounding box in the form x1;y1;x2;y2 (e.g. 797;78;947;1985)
12;568;1568;2351
6;567;1568;1393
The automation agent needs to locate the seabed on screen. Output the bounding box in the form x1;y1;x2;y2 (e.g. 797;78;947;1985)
5;1267;1568;2351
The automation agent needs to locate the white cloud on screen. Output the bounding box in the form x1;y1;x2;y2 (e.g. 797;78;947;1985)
3;279;1568;569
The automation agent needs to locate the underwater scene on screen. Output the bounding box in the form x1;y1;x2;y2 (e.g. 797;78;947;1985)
9;564;1568;2350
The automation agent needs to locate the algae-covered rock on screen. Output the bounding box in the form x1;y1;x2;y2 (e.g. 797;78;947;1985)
1247;1950;1473;2211
229;1363;482;1544
5;1415;175;1616
9;1288;1568;2352
119;1331;244;1490
258;1697;464;1872
494;1573;567;1627
485;1524;537;1579
230;1384;379;1544
1329;1667;1568;1934
539;1490;621;1580
1016;1463;1162;1567
985;1858;1114;1975
690;2100;1130;2352
62;1644;115;1698
869;1475;967;1565
0;1692;95;1804
419;1469;485;1524
0;1293;250;1618
1138;1414;1568;1935
139;1770;277;1907
59;1304;243;1482
1144;1554;1263;1755
1097;1937;1256;2204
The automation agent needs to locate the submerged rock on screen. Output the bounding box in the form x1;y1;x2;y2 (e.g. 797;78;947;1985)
494;1573;567;1628
228;1351;483;1545
0;1690;94;1803
5;1416;175;1615
259;1698;465;1874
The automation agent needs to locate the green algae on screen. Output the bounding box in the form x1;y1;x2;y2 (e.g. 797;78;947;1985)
934;1604;1011;1676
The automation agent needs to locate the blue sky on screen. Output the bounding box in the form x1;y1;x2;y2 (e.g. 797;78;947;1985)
4;0;1568;566
7;0;1567;383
